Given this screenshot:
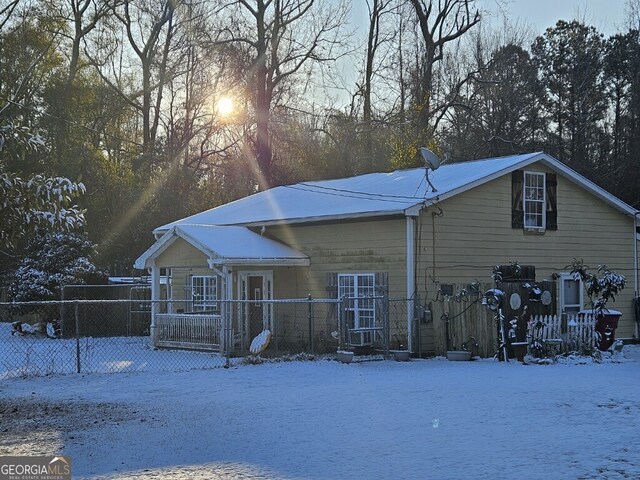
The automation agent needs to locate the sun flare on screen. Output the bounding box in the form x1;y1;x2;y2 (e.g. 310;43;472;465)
216;96;234;117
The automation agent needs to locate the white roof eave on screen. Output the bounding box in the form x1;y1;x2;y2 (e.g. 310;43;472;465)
135;225;309;270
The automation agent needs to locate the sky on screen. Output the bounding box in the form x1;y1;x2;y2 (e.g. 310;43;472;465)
350;0;630;37
331;0;631;108
480;0;630;36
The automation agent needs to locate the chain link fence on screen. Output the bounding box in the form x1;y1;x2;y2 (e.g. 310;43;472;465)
0;300;227;378
0;297;412;378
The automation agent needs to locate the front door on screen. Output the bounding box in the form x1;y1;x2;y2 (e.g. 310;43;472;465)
239;271;273;349
248;276;264;340
559;273;584;315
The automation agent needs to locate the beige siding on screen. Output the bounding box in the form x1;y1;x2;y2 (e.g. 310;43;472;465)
154;239;213;308
156;238;209;268
169;267;215;306
419;162;638;339
269;218;415;349
269;218;409;299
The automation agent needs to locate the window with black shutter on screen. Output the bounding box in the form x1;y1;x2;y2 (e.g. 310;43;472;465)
511;170;558;231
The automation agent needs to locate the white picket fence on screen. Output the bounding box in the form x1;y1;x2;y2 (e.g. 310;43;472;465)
527;313;597;353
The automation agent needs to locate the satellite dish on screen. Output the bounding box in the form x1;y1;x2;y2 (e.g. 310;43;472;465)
419;147;441;170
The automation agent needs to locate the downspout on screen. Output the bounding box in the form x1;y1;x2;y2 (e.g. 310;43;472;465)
406;215;417;353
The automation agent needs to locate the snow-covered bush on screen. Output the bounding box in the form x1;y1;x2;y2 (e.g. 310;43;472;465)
0;172;86;249
567;258;626;313
8;232;108;303
1;122;86;250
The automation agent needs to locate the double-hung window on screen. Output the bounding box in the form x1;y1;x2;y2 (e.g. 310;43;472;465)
512;170;557;231
338;273;376;345
191;275;217;312
523;171;545;229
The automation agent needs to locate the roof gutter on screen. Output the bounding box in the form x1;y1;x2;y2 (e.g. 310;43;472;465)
207;257;310;268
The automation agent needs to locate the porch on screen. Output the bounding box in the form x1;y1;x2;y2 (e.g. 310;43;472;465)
148;297;398;356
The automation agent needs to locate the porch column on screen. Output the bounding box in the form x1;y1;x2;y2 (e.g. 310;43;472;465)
222;265;233;354
150;262;161;347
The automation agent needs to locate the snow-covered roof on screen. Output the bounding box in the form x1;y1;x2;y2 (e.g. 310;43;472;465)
134;225;309;270
155;152;636;235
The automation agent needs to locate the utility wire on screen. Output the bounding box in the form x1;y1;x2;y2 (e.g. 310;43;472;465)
295;181;427;200
284;184;424;204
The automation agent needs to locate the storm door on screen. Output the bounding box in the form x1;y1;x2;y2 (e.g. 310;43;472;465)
239;271;273;348
559;273;584;315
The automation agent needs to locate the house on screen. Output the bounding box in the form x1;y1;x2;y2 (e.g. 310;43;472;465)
134;152;640;356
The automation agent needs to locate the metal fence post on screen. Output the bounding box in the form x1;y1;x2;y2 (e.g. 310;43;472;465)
274;301;280;354
414;294;421;358
339;295;348;350
224;300;231;368
307;294;314;353
74;301;81;373
383;293;390;358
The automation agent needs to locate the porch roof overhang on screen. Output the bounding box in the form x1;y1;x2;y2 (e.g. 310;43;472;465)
134;225;310;270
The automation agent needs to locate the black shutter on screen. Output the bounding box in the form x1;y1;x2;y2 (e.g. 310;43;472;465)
546;173;558;230
375;272;389;296
326;272;338;298
511;170;524;228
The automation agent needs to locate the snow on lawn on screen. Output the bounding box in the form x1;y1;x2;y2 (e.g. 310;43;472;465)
0;322;228;378
1;347;640;480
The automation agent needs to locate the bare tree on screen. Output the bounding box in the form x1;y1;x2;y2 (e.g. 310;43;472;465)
0;0;20;32
84;0;179;171
49;0;114;92
214;0;349;188
626;0;640;30
361;0;394;165
409;0;480;128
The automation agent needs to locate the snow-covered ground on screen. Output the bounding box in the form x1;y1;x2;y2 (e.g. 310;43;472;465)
1;345;639;479
0;322;228;378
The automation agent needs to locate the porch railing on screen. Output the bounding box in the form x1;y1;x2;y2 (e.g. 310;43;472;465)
155;313;222;352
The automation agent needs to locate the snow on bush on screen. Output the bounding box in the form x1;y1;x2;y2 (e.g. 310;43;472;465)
8;232;107;303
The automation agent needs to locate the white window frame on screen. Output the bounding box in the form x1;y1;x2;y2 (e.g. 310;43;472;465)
523;171;546;230
238;270;274;344
191;275;217;312
559;272;584;315
338;273;376;345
